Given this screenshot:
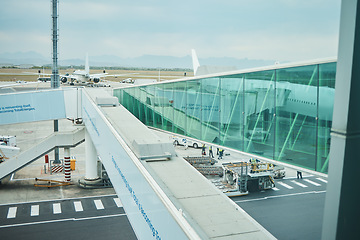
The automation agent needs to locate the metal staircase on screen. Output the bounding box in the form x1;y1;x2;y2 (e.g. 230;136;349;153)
0;128;85;180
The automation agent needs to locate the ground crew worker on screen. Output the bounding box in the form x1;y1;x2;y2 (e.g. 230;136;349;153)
297;171;303;179
250;158;257;172
201;144;206;155
209;146;214;158
183;139;188;150
218;148;224;160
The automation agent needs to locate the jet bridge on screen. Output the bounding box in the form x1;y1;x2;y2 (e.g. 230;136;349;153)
82;88;275;239
0;88;275;239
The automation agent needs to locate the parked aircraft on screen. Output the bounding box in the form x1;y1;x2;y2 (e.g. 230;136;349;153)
191;49;334;121
60;54;115;86
191;49;237;76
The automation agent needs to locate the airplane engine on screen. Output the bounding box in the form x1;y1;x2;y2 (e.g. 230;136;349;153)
61;77;68;83
93;78;100;83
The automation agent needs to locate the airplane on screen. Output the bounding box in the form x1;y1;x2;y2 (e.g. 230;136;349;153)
29;54;135;86
60;54;115;86
191;49;237;76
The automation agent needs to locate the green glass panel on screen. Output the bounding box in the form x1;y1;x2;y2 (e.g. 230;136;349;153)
161;82;174;132
173;81;187;135
113;61;336;174
244;70;276;159
220;75;245;151
113;89;121;103
201;77;220;144
186;80;202;140
275;64;318;170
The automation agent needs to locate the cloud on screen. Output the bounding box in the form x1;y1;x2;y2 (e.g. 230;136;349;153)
0;0;341;63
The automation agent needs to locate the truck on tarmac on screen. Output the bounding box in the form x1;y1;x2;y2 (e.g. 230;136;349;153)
172;136;202;149
0;135;20;163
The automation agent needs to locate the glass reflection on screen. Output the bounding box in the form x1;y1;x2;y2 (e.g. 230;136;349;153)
113;61;336;173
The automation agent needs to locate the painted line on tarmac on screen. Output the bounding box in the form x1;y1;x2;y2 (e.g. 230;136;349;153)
10;174;85;181
234;190;326;203
304;179;321;186
0;213;127;229
316;178;328;183
0;194;118;207
277;182;293;189
291;180;308;188
283;175;314;180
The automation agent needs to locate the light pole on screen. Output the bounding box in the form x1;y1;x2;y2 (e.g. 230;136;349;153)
51;0;61;163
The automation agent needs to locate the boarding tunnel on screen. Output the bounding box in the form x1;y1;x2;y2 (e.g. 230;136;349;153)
0;87;275;240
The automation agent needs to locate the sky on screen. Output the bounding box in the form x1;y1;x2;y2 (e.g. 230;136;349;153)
0;0;341;63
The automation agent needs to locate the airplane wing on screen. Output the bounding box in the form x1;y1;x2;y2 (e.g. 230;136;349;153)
89;73;108;78
90;73;139;78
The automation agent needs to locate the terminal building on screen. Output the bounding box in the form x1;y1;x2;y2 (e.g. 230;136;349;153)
114;59;336;174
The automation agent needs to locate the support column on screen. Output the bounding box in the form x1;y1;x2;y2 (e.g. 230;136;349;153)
64;148;71;182
322;0;360;239
85;128;99;180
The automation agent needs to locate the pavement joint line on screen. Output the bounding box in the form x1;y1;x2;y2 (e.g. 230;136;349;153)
177;193;220;200
0;194;118;207
234;190;326;203
0;213;127;229
213;229;260;238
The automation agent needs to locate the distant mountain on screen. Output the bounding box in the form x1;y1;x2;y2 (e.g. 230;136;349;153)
0;51;49;65
0;51;276;70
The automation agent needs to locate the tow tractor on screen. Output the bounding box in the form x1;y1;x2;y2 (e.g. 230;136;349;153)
183;156;280;197
220;161;276;197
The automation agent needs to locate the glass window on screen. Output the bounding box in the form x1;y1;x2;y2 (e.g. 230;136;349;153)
159;83;174;132
186;80;202;140
200;77;220;144
173;81;187;135
113;61;336;174
244;70;276;160
275;65;318;170
220;74;245;151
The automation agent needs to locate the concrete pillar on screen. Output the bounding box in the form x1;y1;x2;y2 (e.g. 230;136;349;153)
322;0;360;239
64;148;71;182
85;128;99;180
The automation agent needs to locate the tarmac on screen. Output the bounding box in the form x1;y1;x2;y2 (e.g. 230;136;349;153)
0;117;314;206
0;119;116;205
